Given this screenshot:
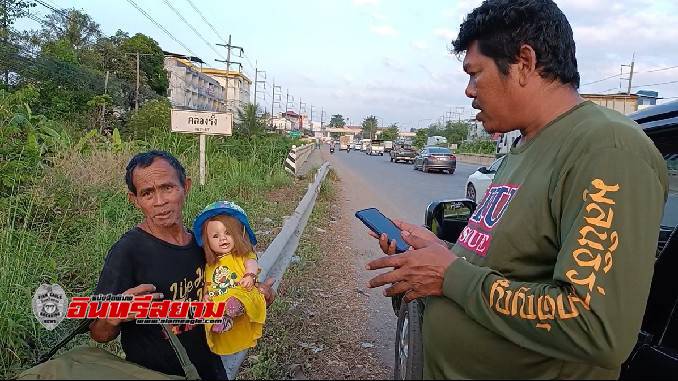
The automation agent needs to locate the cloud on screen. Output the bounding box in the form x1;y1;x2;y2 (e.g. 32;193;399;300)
352;0;379;6
410;40;428;51
382;57;405;72
371;25;399;37
434;28;456;41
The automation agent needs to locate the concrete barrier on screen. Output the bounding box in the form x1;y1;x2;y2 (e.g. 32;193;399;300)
284;143;315;177
455;153;497;166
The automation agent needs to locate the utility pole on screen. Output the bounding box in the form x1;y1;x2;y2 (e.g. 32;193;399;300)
216;34;244;113
125;52;152;112
622;52;636;95
253;61;266;112
271;80;282;115
100;70;109;134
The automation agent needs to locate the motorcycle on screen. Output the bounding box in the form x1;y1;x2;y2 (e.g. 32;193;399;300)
330;146;335;154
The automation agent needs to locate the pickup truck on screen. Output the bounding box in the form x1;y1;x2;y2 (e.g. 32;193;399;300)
389;144;417;164
392;100;678;380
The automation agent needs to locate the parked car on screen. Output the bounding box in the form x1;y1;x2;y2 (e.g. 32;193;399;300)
465;155;506;202
413;146;456;174
390;144;417;164
392;100;678;380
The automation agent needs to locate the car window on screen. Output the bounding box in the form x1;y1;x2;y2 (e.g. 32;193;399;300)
663;154;678;228
488;156;505;172
429;147;451;154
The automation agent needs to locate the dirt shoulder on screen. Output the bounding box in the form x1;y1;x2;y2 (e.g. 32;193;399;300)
238;169;390;380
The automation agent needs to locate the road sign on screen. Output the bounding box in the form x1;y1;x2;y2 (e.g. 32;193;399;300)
171;109;233;136
288;130;301;139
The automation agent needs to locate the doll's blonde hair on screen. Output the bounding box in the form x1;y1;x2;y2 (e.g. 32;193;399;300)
201;215;254;265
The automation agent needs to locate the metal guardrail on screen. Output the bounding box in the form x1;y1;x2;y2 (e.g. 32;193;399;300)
223;162;331;379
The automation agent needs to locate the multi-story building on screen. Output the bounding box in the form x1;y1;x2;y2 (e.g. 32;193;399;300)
164;52;226;112
200;68;252;113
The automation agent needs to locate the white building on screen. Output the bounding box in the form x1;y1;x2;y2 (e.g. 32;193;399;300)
164;53;226;112
467;118;492;140
201;68;252;113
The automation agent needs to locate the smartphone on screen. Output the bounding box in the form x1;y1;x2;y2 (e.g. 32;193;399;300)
355;208;410;253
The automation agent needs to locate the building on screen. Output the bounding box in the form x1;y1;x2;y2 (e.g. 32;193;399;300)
581;93;639;115
269;111;304;132
200;68;252;113
467;118;492;140
636;90;660;110
164;52;226;112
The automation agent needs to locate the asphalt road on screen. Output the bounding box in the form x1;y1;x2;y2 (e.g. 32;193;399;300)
321;146;479;373
328;147;479;224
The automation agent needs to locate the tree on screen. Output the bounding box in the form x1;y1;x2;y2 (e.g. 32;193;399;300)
35;9;101;57
443;121;470;145
413;129;428;149
120;33;168;96
1;0;35;86
328;114;346;128
380;123;399;141
361;115;378;140
235;103;266;137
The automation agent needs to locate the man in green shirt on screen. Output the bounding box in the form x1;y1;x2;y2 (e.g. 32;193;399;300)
366;0;668;379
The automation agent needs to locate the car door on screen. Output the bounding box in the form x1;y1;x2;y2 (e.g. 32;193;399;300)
416;149;426;168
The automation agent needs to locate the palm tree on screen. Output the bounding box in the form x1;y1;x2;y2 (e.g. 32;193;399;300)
235;103;265;137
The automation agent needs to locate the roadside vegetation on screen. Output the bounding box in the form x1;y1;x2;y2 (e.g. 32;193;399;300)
0;3;301;378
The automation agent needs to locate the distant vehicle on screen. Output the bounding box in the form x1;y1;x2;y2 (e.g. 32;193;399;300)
360;138;371;152
339;135;352;151
390;144;417;164
367;139;385;156
427;135;448;146
384;140;394;153
349;143;355;150
465;156;506;202
413;146;456;174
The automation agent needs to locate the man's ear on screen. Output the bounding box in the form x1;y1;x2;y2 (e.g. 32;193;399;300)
516;44;538;87
128;191;139;209
184;177;192;194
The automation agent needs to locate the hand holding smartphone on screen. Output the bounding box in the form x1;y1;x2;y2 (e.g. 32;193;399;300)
355;208;410;253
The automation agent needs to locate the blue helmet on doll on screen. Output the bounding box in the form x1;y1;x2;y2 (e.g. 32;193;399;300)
192;201;257;247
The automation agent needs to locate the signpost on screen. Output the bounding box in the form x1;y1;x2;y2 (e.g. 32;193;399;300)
171;109;233;186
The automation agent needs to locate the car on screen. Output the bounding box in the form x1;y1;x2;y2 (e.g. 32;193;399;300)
390;144;417;164
465;156;506;202
413;146;456;174
392;100;678;380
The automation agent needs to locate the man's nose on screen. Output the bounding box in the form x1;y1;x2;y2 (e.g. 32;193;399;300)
465;79;476;99
152;189;168;206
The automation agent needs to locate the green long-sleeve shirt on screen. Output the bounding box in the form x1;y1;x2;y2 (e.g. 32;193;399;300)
424;101;668;379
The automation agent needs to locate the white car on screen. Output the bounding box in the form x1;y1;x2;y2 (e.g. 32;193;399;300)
465;156;505;202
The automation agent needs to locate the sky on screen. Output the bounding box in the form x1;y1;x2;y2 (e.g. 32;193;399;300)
19;0;678;130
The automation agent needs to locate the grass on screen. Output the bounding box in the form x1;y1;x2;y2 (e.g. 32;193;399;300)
0;131;298;379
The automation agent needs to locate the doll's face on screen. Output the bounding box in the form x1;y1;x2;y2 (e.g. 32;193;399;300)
205;220;234;255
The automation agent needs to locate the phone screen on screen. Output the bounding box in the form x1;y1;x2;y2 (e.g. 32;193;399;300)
355;208;410;253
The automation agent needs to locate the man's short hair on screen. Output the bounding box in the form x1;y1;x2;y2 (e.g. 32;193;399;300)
125;150;187;195
452;0;580;88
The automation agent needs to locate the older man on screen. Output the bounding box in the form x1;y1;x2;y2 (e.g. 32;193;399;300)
367;0;668;379
89;150;274;380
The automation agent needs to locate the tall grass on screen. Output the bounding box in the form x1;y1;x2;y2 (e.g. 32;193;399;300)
0;129;295;378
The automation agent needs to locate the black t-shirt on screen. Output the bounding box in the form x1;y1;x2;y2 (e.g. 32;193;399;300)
94;227;227;380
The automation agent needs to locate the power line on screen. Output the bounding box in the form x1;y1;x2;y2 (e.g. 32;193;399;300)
582;64;678;88
124;0;197;57
160;0;225;61
183;0;225;42
631;79;678;89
